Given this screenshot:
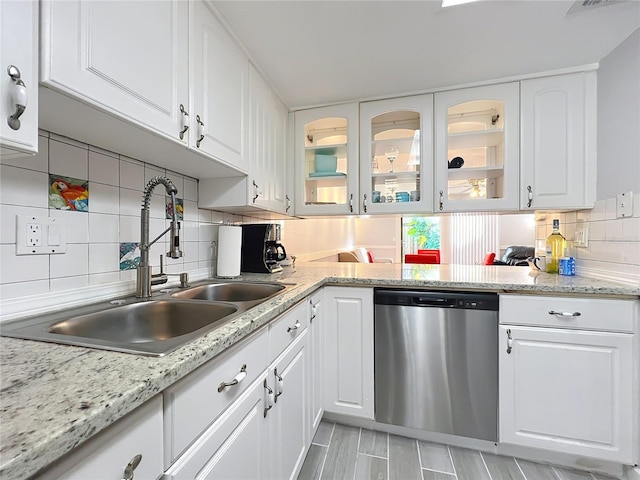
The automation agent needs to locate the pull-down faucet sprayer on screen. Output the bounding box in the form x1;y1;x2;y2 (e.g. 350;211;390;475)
136;176;183;298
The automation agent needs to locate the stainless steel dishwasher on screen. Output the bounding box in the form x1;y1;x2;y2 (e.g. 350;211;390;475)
374;289;498;442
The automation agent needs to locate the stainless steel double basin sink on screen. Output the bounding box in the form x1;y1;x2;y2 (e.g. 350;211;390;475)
0;281;290;356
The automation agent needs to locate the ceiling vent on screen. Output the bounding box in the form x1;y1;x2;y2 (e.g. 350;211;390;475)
567;0;626;15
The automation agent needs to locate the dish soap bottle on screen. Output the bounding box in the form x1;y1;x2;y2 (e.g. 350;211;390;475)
546;219;566;274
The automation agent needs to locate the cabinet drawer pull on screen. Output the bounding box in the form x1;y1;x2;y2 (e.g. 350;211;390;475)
252;180;259;203
217;364;247;392
274;368;284;402
263;379;274;417
7;65;27;131
287;320;300;333
178;104;189;139
196;114;205;148
548;310;581;318
506;329;513;354
310;300;317;322
121;454;142;480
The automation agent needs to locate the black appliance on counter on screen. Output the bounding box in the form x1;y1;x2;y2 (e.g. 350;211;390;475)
240;224;287;273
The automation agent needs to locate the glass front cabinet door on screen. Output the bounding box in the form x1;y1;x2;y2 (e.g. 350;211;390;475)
359;94;433;214
294;103;359;215
434;83;519;212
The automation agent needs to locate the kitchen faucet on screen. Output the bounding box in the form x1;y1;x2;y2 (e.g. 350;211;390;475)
136;176;183;298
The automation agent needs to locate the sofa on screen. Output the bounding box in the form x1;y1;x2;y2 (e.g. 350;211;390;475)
493;246;535;266
404;249;441;264
338;247;393;263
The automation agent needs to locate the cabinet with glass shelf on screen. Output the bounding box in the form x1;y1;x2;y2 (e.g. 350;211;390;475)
359;95;433;214
294;103;359;215
434;83;519;212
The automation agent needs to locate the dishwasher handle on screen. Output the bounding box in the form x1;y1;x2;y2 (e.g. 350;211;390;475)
412;297;457;307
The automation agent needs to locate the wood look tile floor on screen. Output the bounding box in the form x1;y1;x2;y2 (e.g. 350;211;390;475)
297;422;619;480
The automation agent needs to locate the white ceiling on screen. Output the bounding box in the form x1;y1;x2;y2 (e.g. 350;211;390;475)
212;0;640;110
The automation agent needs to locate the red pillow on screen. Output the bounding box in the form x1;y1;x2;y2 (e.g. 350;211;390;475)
367;251;374;263
483;252;496;265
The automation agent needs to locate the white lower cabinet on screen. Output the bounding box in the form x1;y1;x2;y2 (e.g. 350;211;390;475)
267;331;308;480
323;287;374;419
165;298;311;480
164;373;269;479
36;396;164;480
307;291;324;442
499;295;639;464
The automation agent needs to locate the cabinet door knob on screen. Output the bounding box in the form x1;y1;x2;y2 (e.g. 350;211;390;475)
6;65;27;131
506;329;513;354
121;454;142;480
527;185;533;208
178;104;189;140
218;364;247;392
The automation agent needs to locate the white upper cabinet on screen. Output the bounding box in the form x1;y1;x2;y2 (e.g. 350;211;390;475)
0;0;39;157
248;65;289;213
520;72;597;210
190;0;248;173
435;83;520;212
294;103;360;216
360;95;434;214
198;64;290;215
41;0;189;142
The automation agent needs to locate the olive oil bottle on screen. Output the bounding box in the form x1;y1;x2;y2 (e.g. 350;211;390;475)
546;219;566;274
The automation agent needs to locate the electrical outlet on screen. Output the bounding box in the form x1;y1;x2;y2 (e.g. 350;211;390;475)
26;223;42;246
16;215;67;255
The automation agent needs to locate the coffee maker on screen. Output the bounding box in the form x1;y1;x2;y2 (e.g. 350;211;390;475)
240;224;287;273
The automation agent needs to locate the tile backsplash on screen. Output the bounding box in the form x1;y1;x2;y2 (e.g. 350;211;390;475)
0;131;254;320
535;194;640;286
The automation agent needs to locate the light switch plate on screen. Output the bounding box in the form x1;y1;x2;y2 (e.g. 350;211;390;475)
574;219;589;248
616;191;633;218
16;215;67;255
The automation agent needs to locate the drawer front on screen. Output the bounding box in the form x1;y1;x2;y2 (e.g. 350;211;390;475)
269;300;308;363
164;329;269;465
500;294;637;332
38;396;163;480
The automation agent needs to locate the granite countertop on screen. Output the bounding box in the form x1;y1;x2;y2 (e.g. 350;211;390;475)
1;264;638;479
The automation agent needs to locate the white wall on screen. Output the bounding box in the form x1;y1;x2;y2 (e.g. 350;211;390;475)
0;131;255;320
280;217;356;262
498;214;536;255
597;28;640;200
354;216;400;263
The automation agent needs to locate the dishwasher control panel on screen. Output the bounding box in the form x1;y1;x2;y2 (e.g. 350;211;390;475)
374;289;499;311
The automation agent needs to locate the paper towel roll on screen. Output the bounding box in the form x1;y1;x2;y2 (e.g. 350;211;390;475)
217;226;242;277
